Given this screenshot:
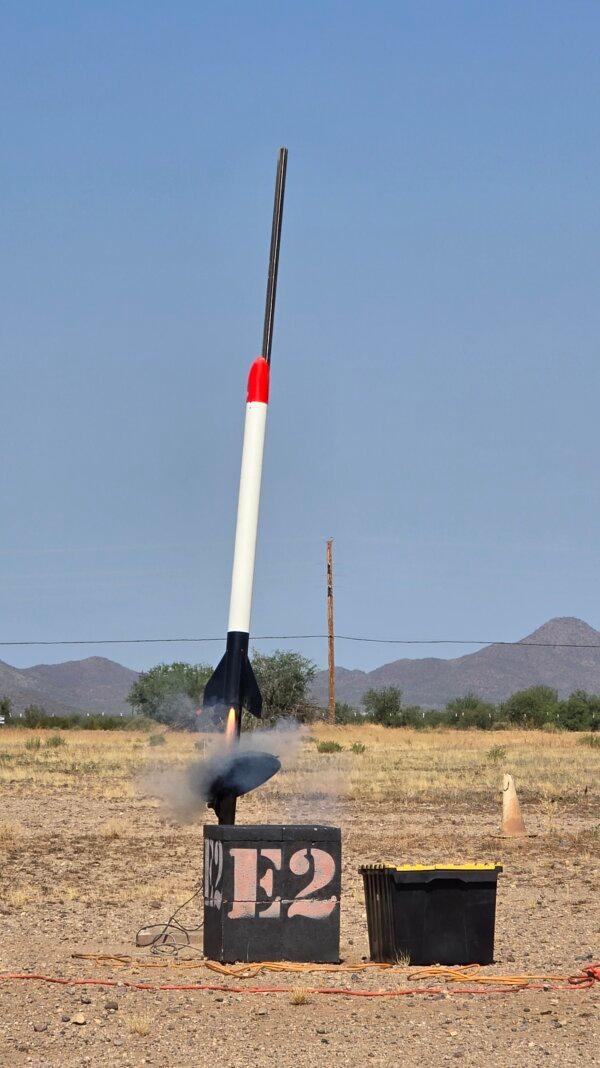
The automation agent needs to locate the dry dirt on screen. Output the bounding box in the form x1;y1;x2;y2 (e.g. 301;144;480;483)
0;725;598;1067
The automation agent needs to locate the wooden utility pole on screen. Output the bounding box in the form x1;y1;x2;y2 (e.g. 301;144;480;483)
326;538;335;724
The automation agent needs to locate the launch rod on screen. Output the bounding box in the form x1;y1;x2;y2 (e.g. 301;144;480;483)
261;147;288;366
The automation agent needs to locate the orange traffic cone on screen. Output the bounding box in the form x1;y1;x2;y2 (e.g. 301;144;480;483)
500;773;527;836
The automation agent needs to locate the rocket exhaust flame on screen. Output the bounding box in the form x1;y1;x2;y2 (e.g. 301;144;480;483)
225;707;237;744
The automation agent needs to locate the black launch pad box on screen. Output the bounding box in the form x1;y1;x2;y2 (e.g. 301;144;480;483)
203;824;341;963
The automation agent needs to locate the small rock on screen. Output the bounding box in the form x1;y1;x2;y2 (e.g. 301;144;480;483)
71;1013;86;1026
80;994;92;1004
61;1015;71;1023
104;1001;118;1012
255;1009;267;1017
33;1022;48;1033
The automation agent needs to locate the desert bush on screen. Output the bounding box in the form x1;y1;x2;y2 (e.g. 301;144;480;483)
45;734;66;748
487;744;507;764
127;714;157;732
128;662;217;729
335;702;364;725
501;686;559;729
557;691;600;732
252;650;317;724
362;687;404;727
148;733;166;747
577;733;600;749
445;694;497;729
316;740;344;754
25;736;42;750
351;741;366;753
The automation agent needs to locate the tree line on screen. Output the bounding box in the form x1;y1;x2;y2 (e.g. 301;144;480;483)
342;684;599;731
2;652;598;731
127;655;598;732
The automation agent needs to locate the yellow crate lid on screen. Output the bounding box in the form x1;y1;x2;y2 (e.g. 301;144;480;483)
360;863;501;871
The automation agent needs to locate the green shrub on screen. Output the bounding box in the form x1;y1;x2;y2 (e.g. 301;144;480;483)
577;733;600;749
45;734;66;748
446;694;496;729
127;715;157;732
350;742;366;754
25;736;42;751
148;733;166;747
316;740;344;754
487;744;507;764
501;686;558;729
334;703;363;725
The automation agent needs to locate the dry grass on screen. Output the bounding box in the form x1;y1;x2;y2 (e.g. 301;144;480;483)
0;819;25;849
98;817;127;839
127;1012;153;1036
289;988;311;1005
275;724;598;806
4;882;39;909
0;725;596;806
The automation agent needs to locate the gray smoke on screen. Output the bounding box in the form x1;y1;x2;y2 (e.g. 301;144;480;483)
145;719;304;823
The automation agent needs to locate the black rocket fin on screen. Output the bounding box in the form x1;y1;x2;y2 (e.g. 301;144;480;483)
202;654;228;713
243;658;262;718
202;647;262;718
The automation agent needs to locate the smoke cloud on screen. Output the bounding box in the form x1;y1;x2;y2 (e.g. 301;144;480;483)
145;719;304;823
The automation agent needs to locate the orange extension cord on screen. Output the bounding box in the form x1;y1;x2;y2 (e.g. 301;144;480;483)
0;962;597;999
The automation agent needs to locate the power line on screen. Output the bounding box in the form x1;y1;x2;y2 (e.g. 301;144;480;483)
1;635;600;650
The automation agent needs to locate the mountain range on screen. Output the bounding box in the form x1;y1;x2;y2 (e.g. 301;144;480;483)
0;656;139;716
1;617;600;717
311;617;600;709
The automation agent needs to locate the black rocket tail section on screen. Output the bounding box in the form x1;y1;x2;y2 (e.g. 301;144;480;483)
203;631;262;720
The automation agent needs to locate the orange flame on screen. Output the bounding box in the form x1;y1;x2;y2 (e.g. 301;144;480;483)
225;707;237;743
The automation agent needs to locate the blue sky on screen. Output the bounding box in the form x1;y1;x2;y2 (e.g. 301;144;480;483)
2;2;600;673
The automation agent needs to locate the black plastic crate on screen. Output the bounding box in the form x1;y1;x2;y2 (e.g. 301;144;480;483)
360;863;502;966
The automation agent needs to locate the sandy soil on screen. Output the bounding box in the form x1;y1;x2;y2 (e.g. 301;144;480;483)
0;729;598;1067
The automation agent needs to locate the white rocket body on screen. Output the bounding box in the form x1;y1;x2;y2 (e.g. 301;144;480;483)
228;376;269;633
202;356;270;722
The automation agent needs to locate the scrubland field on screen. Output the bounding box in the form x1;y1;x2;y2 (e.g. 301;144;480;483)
0;725;598;1067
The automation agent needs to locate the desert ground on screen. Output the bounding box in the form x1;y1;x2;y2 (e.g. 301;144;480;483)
0;724;598;1067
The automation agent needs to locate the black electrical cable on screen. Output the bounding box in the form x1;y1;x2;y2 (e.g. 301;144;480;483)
135;881;204;958
2;635;600;649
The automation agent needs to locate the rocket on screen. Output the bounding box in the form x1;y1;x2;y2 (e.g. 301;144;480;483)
203;148;288;760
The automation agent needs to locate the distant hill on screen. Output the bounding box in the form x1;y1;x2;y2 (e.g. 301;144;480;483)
3;616;600;718
311;617;600;709
0;656;139;716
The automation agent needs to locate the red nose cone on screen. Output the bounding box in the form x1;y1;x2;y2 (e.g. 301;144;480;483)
247;357;270;403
